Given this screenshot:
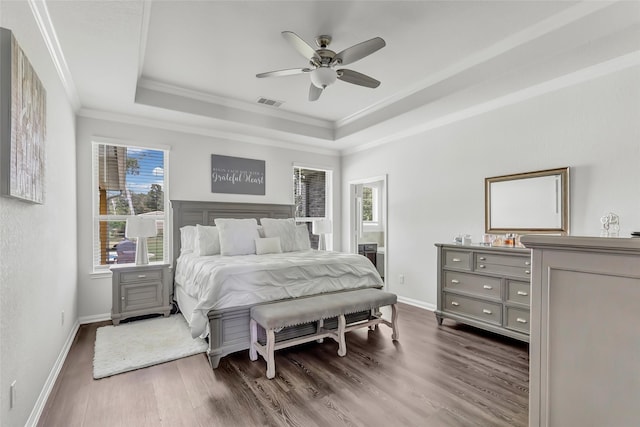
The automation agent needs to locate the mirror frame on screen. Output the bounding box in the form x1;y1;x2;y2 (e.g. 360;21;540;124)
485;167;570;235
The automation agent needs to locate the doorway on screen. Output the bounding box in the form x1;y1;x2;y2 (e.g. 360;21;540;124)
349;175;387;287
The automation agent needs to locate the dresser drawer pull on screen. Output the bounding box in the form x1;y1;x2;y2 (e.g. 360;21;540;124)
479;256;486;261
517;291;528;296
451;279;460;284
516;318;528;324
478;264;486;269
121;296;125;300
137;274;147;278
525;261;531;266
451;301;460;307
525;270;530;275
482;309;492;315
483;285;493;290
451;258;461;262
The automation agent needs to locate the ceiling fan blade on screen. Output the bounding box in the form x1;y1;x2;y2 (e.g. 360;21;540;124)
333;37;385;66
309;84;323;101
282;31;321;62
337;69;380;88
256;68;312;78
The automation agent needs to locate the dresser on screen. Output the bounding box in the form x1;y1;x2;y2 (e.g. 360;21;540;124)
435;244;531;342
110;263;172;325
522;235;640;426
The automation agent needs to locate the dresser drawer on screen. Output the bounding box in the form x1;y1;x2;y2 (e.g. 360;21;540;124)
475;262;531;279
443;293;502;326
119;269;163;284
443;271;501;300
444;250;471;270
506;280;531;306
505;307;530;333
475;253;531;268
121;282;162;312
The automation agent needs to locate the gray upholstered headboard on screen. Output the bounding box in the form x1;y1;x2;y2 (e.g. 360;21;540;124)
170;200;295;266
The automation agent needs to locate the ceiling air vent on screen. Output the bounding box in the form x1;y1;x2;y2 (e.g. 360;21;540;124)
256;97;283;108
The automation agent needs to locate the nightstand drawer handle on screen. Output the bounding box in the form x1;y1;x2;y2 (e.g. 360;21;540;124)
517;291;528;296
483;285;493;290
137;274;147;278
479;256;486;261
451;279;460;284
482;309;492;315
525;261;531;266
451;258;461;262
121;296;125;300
516;318;528;324
478;264;486;269
451;301;460;306
525;270;530;275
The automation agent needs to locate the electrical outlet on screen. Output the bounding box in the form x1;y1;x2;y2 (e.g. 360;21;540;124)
399;274;405;284
10;380;16;409
61;311;65;326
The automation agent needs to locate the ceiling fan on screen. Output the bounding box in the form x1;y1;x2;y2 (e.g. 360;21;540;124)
256;31;386;101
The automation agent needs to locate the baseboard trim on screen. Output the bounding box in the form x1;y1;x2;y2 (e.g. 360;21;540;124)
26;320;80;427
397;296;436;312
79;313;111;325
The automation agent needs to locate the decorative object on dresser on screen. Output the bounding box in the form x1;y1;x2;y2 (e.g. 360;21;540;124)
435;243;531;342
110;263;172;325
125;216;157;265
93;315;207;379
522;235;640;427
312;218;332;250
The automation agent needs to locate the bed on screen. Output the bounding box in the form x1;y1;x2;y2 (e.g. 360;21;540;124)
171;200;384;368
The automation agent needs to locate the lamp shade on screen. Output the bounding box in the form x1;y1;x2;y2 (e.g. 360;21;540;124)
310;68;337;89
125;217;157;238
312;218;332;235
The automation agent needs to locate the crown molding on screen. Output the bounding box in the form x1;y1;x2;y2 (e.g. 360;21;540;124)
77;107;340;156
28;0;81;110
137;77;333;130
137;0;153;79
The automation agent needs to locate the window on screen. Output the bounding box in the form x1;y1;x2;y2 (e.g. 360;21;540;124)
92;142;169;270
293;165;332;250
362;182;382;231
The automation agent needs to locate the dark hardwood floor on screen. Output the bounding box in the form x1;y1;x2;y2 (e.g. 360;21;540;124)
38;304;529;427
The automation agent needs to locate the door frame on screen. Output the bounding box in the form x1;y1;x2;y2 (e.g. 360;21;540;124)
348;175;388;286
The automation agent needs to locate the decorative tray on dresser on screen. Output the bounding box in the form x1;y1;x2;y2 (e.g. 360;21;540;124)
434;243;531;342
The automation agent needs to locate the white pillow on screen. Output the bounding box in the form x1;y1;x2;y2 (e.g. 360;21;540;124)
260;218;298;252
180;225;197;253
214;218;260;256
255;237;282;255
295;224;311;251
194;224;220;256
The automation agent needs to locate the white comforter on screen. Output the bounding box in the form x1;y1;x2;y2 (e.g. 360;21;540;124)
175;250;383;338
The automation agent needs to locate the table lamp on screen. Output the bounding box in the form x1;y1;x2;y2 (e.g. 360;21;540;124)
312;218;332;250
125;217;157;265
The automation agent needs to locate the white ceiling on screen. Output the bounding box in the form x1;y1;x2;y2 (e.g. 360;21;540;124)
40;0;640;153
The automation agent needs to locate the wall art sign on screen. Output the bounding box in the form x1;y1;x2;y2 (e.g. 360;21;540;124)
211;154;265;195
0;28;47;204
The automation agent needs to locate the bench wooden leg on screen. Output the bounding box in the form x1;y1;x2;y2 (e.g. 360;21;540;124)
249;319;258;361
316;318;324;343
391;304;399;341
266;329;276;379
337;314;347;357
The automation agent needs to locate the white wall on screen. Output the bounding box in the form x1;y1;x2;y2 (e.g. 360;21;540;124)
75;116;341;319
342;65;640;308
0;2;78;426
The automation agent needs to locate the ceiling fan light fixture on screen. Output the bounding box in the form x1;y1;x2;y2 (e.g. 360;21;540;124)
310;67;337;89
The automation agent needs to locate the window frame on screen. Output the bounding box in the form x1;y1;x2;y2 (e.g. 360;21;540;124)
91;139;170;272
292;163;333;251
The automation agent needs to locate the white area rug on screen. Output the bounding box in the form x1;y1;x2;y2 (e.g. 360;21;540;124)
93;315;207;379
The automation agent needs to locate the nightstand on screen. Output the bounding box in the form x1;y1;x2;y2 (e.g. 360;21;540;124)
110;263;172;325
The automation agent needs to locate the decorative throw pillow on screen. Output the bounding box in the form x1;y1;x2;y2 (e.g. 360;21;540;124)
214;218;260;256
259;218;298;252
180;225;197;253
255;237;282;255
194;224;220;256
295;224;312;251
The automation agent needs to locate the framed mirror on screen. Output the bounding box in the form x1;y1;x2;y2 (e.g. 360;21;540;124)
485;167;569;235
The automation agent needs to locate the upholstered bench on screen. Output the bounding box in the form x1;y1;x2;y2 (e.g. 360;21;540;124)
249;288;399;379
